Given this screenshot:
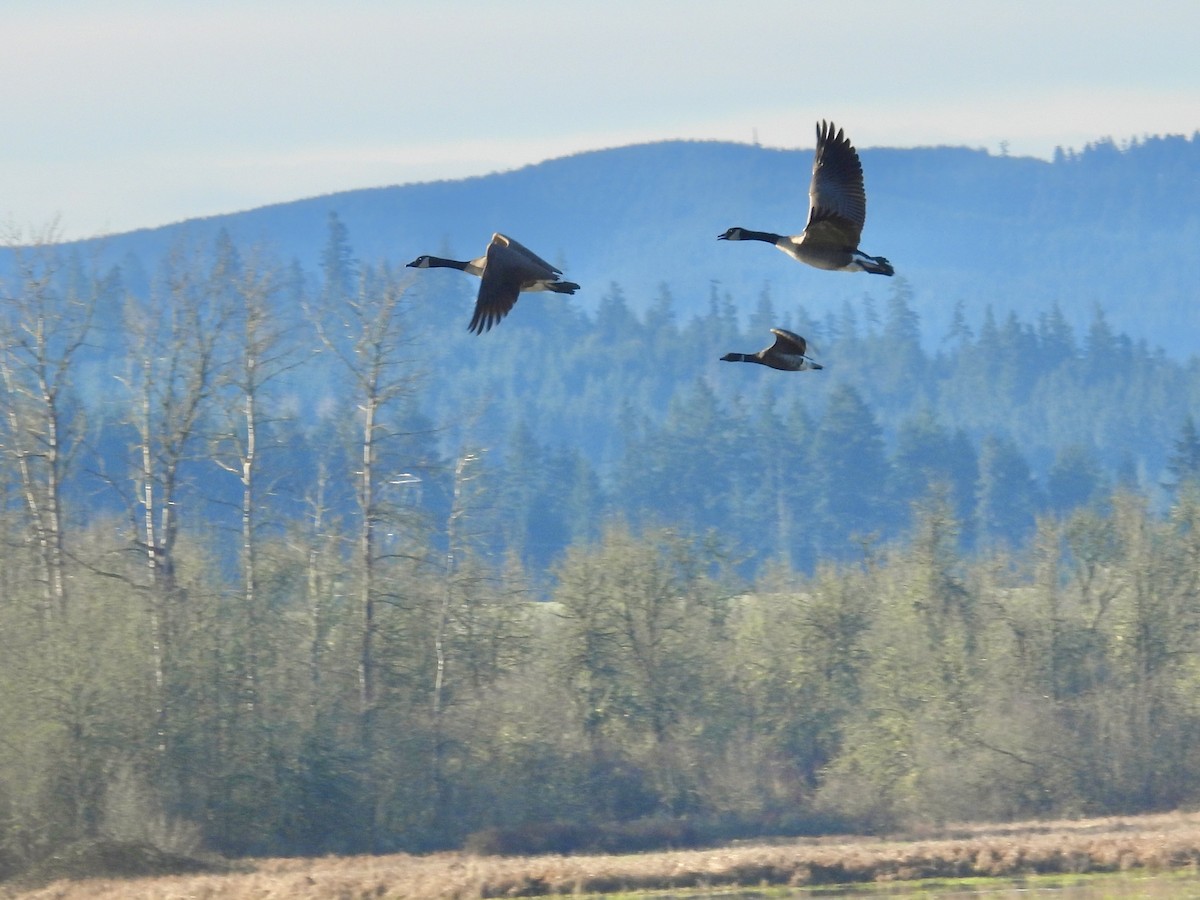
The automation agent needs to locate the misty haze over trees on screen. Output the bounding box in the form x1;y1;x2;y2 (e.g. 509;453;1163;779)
2;132;1200;871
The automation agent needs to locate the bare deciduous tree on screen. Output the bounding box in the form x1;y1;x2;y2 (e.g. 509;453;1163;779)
310;262;418;725
210;242;307;716
0;226;96;624
117;243;234;750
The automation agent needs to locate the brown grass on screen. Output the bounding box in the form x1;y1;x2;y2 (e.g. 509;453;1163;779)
7;810;1200;899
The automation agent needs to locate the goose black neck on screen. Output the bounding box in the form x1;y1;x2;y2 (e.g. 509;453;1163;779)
424;256;470;271
740;229;783;244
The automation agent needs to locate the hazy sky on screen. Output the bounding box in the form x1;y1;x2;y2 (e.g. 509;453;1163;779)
5;0;1199;239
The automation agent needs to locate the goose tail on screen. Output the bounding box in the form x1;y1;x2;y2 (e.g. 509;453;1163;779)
548;281;580;295
854;252;894;276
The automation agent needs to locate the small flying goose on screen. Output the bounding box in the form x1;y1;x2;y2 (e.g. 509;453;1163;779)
407;233;580;333
718;120;893;276
721;329;824;371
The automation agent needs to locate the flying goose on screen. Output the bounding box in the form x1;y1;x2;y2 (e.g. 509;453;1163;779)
718;120;893;276
406;233;580;333
721;329;824;371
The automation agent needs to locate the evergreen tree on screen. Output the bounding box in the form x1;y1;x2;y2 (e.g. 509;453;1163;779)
811;384;891;555
890;407;978;538
747;283;778;337
1165;415;1200;492
997;311;1040;400
594;282;637;343
975;434;1042;546
497;422;587;570
1083;305;1118;380
320;211;356;304
882;279;921;354
1037;302;1077;368
617;378;738;538
943;298;973;347
1046;444;1106;514
643;284;677;340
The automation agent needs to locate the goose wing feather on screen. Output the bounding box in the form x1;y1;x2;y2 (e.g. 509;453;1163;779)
492;233;562;276
768;328;809;356
804;120;867;245
469;236;555;333
470;276;515;333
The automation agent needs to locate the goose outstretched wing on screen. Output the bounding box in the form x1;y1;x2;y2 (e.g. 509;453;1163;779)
804;120;867;248
469;235;558;333
492;233;562;276
769;328;809;356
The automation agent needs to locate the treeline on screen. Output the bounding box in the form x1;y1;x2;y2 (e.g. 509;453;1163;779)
415;267;1200;575
8;218;1200;577
2;223;1200;872
6;482;1200;866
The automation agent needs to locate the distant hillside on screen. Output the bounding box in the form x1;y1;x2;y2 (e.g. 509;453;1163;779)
32;131;1200;354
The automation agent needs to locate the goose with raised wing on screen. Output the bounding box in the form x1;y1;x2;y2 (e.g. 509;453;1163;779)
721;329;824;371
407;233;580;333
718;120;893;276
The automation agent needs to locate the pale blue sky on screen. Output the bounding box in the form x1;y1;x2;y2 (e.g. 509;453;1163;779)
5;0;1199;239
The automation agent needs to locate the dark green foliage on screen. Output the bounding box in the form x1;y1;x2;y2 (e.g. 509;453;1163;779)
319;211;356;304
975;434;1042;547
1047;444;1107;514
1165;416;1200;492
495;421;604;570
617;378;740;538
890;407;978;540
810;384;892;554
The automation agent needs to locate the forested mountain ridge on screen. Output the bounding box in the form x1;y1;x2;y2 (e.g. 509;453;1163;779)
28;129;1200;355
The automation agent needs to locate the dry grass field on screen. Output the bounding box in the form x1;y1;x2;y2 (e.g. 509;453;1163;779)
7;810;1200;899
